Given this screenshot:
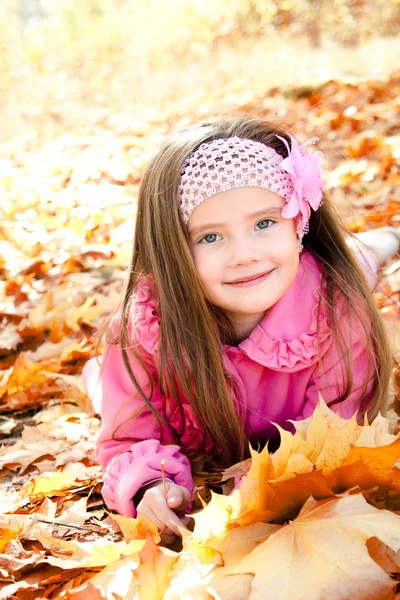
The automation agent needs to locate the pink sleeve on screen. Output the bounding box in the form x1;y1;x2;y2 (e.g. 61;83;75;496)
82;340;194;517
102;440;194;517
298;295;375;424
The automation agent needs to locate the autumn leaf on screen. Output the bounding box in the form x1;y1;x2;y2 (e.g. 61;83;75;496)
109;513;160;544
135;532;178;599
187;521;280;568
216;397;400;526
163;550;218;600
25;471;77;497
211;494;400;600
0;528;20;552
44;537;147;569
74;558;140;600
80;539;146;569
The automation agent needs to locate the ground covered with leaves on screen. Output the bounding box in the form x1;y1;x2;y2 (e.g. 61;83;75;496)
1;71;400;599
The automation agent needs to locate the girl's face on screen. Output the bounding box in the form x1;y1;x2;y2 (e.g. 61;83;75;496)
188;187;301;342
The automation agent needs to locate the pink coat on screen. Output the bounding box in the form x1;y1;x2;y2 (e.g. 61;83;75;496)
82;247;378;517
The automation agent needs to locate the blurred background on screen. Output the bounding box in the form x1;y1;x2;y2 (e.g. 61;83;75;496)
1;0;399;142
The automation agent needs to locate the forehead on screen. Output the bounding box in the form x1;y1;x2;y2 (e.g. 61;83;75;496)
187;187;285;229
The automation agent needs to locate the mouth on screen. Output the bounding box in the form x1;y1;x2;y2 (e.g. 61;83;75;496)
225;270;274;287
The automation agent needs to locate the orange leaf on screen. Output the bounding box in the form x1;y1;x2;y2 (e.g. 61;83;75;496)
0;528;20;552
136;532;178;599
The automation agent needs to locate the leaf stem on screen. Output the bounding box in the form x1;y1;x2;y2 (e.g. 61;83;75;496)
160;459;168;500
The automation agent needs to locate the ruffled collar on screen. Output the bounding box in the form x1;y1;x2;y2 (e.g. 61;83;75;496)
130;250;332;372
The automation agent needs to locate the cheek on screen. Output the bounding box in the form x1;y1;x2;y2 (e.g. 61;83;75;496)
191;247;203;276
191;248;219;286
272;232;298;259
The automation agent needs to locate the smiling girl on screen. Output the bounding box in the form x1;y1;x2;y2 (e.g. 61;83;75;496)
83;114;399;545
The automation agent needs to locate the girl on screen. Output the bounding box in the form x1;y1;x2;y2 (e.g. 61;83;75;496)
82;114;399;546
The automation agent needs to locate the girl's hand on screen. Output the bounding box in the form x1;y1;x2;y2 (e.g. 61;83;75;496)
136;481;193;545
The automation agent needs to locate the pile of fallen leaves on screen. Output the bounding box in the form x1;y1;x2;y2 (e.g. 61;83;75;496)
1;70;400;599
2;398;400;599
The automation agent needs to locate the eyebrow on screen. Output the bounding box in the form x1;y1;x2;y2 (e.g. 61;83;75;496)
188;206;283;237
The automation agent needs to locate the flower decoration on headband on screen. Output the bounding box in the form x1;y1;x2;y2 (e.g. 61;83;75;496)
276;134;324;235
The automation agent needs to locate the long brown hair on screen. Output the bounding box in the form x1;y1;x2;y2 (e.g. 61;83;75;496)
92;113;393;472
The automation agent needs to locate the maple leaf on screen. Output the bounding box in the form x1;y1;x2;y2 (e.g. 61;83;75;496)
25;470;77;497
170;397;400;598
163;549;218;600
73;557;140;600
135;531;178;599
109;513;160;544
211;494;400;600
43;536;147;569
213;397;400;526
0;528;20;552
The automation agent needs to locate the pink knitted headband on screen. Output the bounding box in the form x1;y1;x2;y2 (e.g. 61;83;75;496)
178;134;324;235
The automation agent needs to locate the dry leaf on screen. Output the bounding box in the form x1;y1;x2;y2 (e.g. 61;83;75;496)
214;494;400;600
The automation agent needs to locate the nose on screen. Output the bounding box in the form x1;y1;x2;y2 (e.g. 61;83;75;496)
226;234;263;268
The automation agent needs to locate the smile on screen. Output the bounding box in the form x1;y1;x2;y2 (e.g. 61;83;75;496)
225;270;274;288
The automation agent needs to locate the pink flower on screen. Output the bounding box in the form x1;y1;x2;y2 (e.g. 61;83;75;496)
276;134;324;235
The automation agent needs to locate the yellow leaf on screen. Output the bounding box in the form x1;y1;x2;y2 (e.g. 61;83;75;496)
136;532;178;599
196;397;400;530
0;529;20;552
164;550;216;600
44;537;146;571
82;556;141;599
269;423;313;478
190;522;280;568
109;513;160;544
218;494;400;600
191;491;235;541
27;471;76;496
355;413;398;447
314;416;361;472
36;532;78;555
246;443;275;481
208;572;253;599
81;539;146;568
343;437;400;472
188;543;223;566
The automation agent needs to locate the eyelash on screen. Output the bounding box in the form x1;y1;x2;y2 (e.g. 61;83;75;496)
198;219;276;244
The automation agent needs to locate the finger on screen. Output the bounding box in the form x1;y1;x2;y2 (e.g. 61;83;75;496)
167;486;192;510
151;500;190;537
140;487;190;537
181;515;194;530
165;512;190;537
137;506;168;533
144;503;183;538
166;488;184;510
142;507;178;544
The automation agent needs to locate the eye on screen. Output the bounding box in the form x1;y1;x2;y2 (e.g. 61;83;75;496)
199;233;221;244
256;219;275;230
